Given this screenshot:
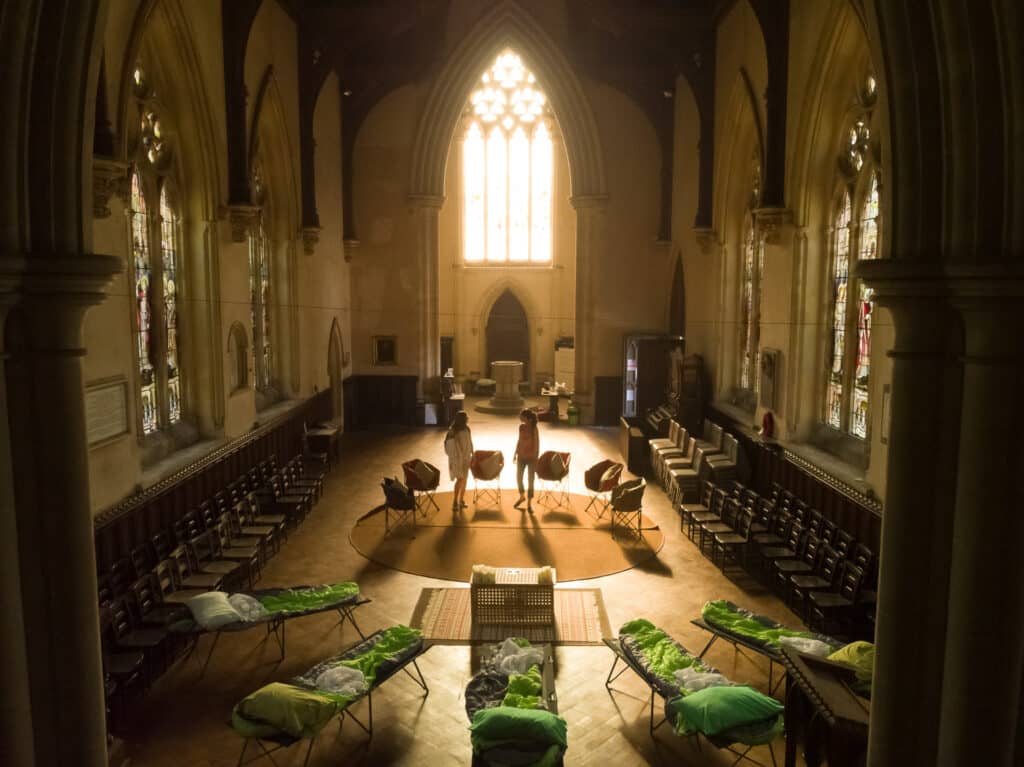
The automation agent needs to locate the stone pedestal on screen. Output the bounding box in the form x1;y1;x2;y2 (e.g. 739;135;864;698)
475;360;525;414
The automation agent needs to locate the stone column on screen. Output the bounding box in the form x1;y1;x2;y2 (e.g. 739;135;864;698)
1;254;121;767
571;195;608;424
860;263;964;767
411;195;442;400
936;287;1024;767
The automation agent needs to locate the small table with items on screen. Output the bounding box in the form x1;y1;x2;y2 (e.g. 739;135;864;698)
541;388;573;419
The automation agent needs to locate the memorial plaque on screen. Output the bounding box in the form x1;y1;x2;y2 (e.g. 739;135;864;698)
86;378;129;445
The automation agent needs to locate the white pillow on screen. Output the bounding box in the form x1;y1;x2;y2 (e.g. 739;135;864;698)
187;591;242;630
228;593;268;622
315;665;367;697
778;635;834;657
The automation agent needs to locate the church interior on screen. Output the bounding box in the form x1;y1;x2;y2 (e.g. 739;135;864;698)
1;1;1022;766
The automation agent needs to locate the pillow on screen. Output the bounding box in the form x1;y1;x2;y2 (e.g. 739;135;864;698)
827;641;875;695
778;635;833;657
549;453;565;478
611;478;646;511
470;707;568;753
669;685;783;736
235;682;338;739
599;463;621;488
228;593;268;622
187;592;242;630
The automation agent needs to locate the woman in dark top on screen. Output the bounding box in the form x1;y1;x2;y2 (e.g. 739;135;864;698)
513;409;539;512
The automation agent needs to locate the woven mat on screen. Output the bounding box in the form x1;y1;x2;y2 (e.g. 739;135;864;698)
410;587;611;645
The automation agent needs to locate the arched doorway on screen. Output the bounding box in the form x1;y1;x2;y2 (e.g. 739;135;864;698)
486;290;530;380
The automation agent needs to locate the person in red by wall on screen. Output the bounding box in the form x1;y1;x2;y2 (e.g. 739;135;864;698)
513;408;539;513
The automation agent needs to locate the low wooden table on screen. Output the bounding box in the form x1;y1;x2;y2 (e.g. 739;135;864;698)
471;567;556;632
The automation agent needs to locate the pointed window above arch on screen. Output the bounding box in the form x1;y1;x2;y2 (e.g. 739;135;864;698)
128;62;186;437
462;49;554;265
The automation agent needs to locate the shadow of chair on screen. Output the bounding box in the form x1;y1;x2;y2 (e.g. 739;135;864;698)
402;459;441;517
471;450;505;507
583;459;623;519
610;477;646;541
536;450;571;509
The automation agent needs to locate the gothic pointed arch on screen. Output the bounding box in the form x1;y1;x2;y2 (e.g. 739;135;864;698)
328;318;345;419
250;66;300;235
409;0;605;202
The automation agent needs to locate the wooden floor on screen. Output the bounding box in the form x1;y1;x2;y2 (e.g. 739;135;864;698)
122;398;809;766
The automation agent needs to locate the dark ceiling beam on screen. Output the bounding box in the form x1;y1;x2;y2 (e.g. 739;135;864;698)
222;0;264;206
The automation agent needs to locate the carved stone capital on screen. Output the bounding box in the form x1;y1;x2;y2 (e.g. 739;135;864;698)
92;157;130;219
693;226;721;255
223;204;262;242
301;226;321;255
753;206;794;244
343;238;360;263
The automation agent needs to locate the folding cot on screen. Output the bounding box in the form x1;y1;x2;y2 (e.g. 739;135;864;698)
691;600;843;695
171;582;370;673
604;619;784;767
232;625;429;765
466;638;566;767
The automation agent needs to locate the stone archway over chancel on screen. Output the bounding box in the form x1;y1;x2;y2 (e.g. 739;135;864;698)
409;1;607;417
485;289;530;381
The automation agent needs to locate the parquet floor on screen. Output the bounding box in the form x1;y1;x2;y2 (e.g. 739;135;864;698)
121;398;808;766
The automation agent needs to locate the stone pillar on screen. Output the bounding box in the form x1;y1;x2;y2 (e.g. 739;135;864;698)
0;286;35;767
571;195;608;424
936;290;1024;767
0;254;121;767
860;263;965;767
411;195;442;399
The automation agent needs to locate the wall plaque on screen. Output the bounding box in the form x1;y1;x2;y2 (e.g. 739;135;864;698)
86;378;130;445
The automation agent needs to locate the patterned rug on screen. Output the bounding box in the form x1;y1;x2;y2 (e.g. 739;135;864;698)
410;587;611;645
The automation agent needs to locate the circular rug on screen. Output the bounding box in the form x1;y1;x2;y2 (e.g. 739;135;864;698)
349;490;665;582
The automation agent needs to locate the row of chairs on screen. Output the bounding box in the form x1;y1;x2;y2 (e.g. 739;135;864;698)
679;479;876;639
97;452;328;731
648;419;740;505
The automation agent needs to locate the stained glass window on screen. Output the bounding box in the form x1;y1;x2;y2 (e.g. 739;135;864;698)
739;220;756;390
850;173;880;438
131;171;157;434
827;193;852;430
824;77;883;440
249;217;272;390
463;49;553;264
159;185;181;425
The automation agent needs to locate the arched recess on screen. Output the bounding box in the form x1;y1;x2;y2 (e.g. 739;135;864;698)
120;0;227;433
485;290;531;380
250;66;302;396
669;254;686;337
474;280;539;382
712;68;764;395
328;318;345;420
227;321;250;391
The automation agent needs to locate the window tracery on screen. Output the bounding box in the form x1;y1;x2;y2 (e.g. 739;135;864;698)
739;156;763;393
462;50;554;264
248;160;273;391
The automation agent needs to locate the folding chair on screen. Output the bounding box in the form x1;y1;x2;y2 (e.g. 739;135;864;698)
381;477;417;535
610;477;646;540
470;450;504;507
535;450;571;509
583;459;623;519
402;459;441;516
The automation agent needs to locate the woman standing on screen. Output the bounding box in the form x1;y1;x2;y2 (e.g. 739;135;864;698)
444;410;473;511
513;409;539;513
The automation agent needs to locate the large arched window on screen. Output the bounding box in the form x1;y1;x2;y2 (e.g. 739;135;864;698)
824;74;881;438
248;162;273;391
462;50;553;264
129;64;183;435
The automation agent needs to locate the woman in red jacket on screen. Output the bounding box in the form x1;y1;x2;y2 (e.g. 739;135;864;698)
513;409;539;512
